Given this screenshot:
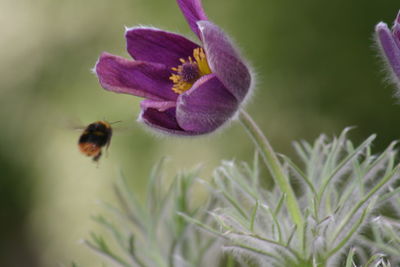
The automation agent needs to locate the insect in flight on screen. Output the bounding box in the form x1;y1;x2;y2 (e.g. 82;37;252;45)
78;120;120;162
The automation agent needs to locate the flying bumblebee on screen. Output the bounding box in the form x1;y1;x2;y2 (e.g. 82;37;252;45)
78;120;117;162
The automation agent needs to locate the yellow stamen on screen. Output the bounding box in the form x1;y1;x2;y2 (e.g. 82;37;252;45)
169;48;212;94
193;48;212;76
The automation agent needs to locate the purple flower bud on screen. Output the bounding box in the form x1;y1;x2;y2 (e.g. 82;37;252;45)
95;0;253;136
375;11;400;90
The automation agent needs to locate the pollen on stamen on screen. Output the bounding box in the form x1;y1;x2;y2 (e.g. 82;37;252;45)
169;47;212;94
193;48;212;75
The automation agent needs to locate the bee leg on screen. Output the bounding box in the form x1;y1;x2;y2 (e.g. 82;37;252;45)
105;142;111;158
93;151;102;162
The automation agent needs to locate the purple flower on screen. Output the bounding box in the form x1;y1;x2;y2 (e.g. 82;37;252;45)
95;0;252;136
375;11;400;89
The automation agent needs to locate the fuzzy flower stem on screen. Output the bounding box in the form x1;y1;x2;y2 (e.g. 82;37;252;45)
238;110;304;239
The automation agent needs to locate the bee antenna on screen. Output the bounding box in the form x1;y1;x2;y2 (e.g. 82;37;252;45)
109;120;122;125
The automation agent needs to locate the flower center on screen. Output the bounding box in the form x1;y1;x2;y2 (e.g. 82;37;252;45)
170;48;212;94
181;63;200;83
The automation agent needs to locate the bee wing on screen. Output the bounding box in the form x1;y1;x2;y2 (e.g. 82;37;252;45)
111;125;136;135
106;120;135;135
60;117;86;131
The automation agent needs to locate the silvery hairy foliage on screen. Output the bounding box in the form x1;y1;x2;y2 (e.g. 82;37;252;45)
357;192;400;265
82;129;400;267
184;128;400;267
81;158;222;267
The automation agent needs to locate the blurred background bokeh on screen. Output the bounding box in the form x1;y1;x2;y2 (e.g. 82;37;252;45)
1;0;399;266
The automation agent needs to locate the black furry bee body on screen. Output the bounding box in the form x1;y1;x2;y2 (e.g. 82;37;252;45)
78;121;112;162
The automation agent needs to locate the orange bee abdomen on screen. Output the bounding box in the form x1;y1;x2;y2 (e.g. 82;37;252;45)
79;142;102;156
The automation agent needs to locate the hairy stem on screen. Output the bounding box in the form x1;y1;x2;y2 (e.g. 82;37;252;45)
238;110;304;241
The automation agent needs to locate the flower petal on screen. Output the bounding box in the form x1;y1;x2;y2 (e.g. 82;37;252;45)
139;107;197;135
140;99;177;112
95;52;178;101
376;22;400;82
125;27;199;68
198;21;252;102
394;15;400;48
176;74;238;133
177;0;208;38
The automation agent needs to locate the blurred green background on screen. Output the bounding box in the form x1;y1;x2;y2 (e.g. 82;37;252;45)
1;0;399;266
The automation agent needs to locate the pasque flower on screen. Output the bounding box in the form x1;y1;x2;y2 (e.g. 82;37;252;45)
375;11;400;89
95;0;252;135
